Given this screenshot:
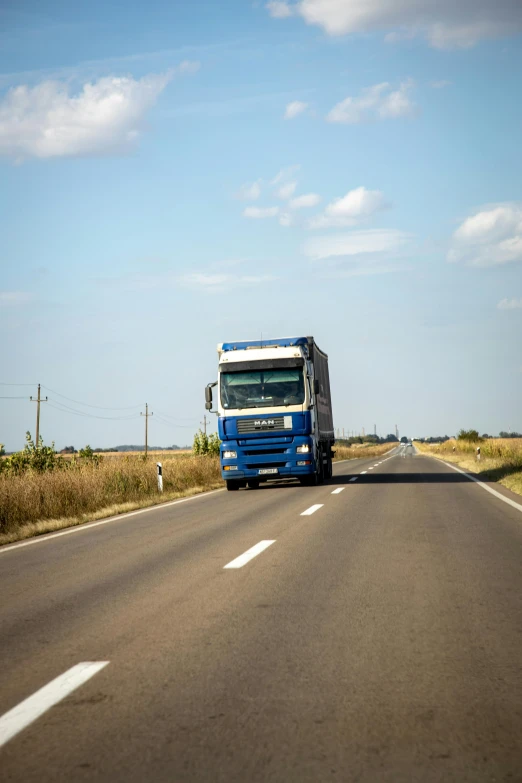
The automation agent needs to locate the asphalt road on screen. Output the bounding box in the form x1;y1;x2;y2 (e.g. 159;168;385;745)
1;447;522;782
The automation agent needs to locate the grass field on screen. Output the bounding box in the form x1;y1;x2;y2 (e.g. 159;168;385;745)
333;442;396;461
0;454;222;546
415;438;522;498
0;441;396;546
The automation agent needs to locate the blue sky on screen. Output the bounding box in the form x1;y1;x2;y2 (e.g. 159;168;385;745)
1;0;522;450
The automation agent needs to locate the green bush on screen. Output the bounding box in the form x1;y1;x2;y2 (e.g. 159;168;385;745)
193;430;220;456
457;429;482;443
1;432;64;475
0;434;103;476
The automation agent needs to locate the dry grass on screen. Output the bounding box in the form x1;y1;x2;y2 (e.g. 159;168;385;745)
415;438;522;498
0;454;222;546
0;441;400;547
333;442;396;461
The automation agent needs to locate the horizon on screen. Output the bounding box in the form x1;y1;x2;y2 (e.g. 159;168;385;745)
1;1;521;452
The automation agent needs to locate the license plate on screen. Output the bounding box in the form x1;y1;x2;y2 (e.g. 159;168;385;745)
259;468;278;475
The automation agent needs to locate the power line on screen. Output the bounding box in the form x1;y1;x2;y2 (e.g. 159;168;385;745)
47;400;141;421
154;409;199;423
154;415;196;430
42;385;142;411
0;396;28;399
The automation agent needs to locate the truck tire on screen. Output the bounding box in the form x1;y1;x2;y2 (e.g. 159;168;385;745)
226;480;240;491
325;455;333;480
317;450;325;484
247;480;260;489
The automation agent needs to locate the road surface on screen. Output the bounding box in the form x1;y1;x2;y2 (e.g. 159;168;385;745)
1;448;521;781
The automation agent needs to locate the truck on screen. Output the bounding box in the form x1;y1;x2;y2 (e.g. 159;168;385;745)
204;336;335;490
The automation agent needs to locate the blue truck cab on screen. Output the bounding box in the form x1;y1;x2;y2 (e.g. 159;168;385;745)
205;336;335;490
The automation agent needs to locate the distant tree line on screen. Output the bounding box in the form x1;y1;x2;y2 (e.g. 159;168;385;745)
91;444;187;453
336;434;401;447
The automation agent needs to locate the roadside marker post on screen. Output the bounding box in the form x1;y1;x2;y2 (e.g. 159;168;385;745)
476;447;481;462
156;462;163;492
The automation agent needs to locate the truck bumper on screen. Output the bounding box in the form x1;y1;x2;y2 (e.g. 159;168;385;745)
221;464;316;481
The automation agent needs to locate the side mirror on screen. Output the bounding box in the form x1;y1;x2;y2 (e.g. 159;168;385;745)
205;382;217;411
314;379;320;395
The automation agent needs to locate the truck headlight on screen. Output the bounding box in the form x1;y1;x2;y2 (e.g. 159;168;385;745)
223;450;237;459
296;444;310;453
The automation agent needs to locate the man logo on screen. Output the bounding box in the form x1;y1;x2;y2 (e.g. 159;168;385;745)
254;419;275;428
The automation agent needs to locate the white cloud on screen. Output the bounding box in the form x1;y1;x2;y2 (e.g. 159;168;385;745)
237;180;262;200
310;186;388;228
303;229;411;261
284;100;308;119
266;1;294;18
271;164;301;185
497;298;522;310
279;212;293;227
0;71;173;160
243;206;280;218
289;193;321;209
180;272;278;292
327;80;416;124
276;181;297;199
176;60;201;75
0;291;32;306
268;0;522;49
448;203;522;267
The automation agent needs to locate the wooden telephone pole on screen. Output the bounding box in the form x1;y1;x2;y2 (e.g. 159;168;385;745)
30;384;47;446
141;403;153;457
200;414;207;436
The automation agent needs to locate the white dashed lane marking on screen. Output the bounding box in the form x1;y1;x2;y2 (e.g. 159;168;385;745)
331;488;344;495
0;662;109;749
224;540;276;569
300;504;324;516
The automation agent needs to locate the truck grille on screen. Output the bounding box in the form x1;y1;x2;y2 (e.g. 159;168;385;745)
237;417;286;434
244;448;286;456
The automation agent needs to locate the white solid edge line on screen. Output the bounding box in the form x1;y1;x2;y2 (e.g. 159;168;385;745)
300;504;324;516
223;540;275;569
0;662;109;748
0;488;226;555
331;488;344;494
440;460;522;514
349;477;358;482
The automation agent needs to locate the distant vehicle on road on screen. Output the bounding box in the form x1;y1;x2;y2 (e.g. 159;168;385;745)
205;336;335;490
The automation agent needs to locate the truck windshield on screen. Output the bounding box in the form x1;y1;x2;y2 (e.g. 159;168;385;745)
220;369;305;409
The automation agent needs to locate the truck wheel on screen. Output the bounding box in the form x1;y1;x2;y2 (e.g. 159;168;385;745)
226;480;240;491
247;480;260;489
325;456;333;480
317;452;325;484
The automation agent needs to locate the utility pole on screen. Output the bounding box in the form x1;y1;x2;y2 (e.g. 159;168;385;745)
141;403;153;457
30;384;47;447
201;414;207;436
